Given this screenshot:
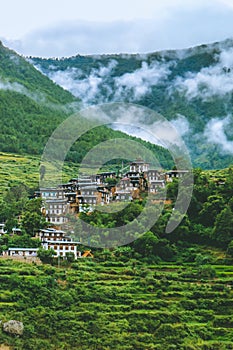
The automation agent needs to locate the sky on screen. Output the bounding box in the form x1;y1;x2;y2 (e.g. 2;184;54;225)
1;0;233;57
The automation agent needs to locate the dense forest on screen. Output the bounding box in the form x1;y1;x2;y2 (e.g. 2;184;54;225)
32;38;233;169
0;41;173;169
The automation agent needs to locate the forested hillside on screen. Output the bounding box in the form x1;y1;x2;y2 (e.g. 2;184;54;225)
0;41;173;168
32;39;233;169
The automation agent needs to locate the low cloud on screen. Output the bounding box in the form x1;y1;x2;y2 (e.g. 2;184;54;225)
173;48;233;100
45;60;118;106
204;115;233;154
114;61;171;101
41;59;171;106
0;79;46;103
170;114;190;136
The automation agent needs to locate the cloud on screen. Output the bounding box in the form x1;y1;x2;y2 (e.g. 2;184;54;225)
44;60;118;106
2;1;233;57
173;48;233;100
170;114;190;136
204;115;233;154
0;79;46;102
39;59;171;106
114;61;171;101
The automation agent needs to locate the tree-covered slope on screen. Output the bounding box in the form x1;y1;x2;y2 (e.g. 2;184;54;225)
0;41;78;155
0;42;173;169
31;39;233;169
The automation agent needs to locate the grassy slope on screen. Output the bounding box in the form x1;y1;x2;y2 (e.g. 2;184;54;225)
0;255;232;349
0;152;80;197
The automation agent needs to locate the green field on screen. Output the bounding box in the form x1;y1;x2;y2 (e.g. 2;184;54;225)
0;256;233;350
0;152;80;198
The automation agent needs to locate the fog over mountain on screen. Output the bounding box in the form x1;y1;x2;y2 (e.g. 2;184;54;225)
31;38;233;169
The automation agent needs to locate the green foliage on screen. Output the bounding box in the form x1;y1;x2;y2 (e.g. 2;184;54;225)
20;198;47;235
212;206;233;244
37;247;56;264
0;258;232;349
227;241;233;257
32;42;233;169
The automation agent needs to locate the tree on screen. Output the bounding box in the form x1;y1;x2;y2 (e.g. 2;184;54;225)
212;206;233;244
227;240;233;257
20;198;47;236
65;252;75;262
133;231;159;256
37;248;56;264
199;195;225;227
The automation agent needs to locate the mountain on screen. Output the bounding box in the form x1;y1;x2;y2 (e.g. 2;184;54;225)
31;38;233;169
0;41;78;155
0;42;173;169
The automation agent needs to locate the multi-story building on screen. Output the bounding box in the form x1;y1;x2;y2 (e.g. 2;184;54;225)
37;228;81;259
40;187;69;226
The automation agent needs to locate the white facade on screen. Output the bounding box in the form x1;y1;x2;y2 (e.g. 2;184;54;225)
37;228;81;259
8;248;38;257
41;241;81;259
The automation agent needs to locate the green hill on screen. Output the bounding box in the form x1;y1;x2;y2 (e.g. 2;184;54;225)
0;42;173;169
0;41;78;155
31;38;233;169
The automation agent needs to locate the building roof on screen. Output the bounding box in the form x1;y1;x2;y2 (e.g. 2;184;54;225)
8;248;39;251
40;228;65;234
44;240;81;245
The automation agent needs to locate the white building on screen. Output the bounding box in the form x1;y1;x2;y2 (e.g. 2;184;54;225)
37;228;81;259
8;248;38;257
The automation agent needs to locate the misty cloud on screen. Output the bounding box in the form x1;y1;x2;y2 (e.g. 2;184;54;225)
114;61;171;101
170;115;190;136
0;78;70;111
0;79;46;103
45;60;118;106
204;115;233;154
173;48;233;100
42;59;171;106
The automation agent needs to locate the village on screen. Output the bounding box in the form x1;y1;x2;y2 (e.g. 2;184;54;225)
0;158;188;261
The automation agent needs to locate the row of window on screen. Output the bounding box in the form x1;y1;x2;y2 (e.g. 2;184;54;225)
49;204;63;209
49;209;62;214
48;217;67;223
42;192;63;197
50;245;75;251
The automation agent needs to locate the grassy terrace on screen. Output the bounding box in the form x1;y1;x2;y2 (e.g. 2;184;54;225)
0;152;79;197
0;258;233;349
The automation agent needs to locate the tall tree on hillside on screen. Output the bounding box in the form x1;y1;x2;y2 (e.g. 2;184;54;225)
212;206;233;244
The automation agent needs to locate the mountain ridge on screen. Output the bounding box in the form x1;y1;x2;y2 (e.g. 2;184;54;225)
31;38;233;169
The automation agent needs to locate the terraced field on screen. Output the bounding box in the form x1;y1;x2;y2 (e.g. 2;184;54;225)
0;152;79;198
0;258;233;349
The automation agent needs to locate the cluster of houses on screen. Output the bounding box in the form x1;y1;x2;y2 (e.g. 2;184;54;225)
39;158;187;226
0;158;188;261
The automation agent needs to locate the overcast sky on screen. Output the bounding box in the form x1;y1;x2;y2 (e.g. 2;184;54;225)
1;0;233;57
